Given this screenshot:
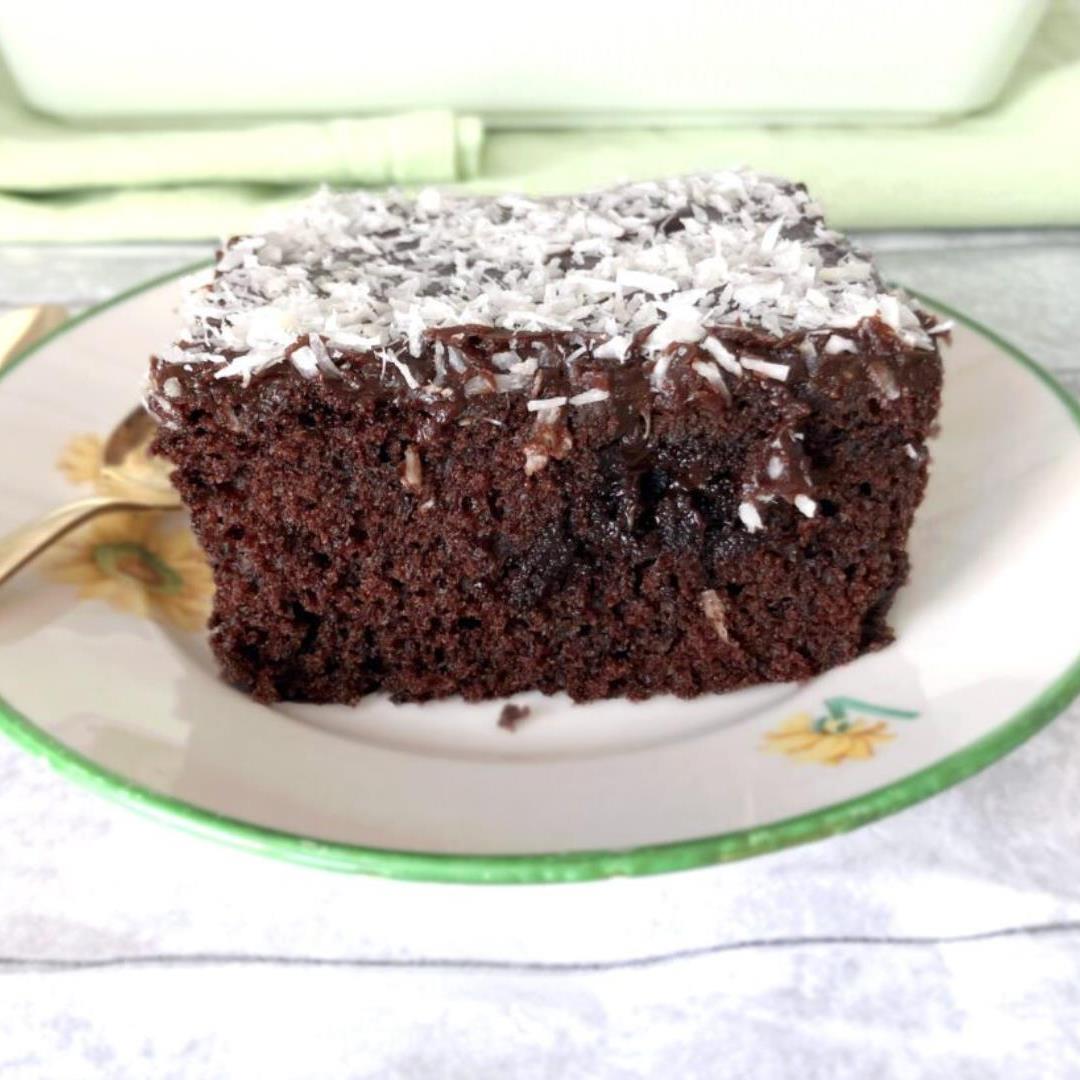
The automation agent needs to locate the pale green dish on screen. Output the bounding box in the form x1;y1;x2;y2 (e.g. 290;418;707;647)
0;270;1077;883
0;2;1046;123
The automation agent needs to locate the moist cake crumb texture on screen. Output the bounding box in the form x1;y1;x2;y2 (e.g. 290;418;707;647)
149;170;945;705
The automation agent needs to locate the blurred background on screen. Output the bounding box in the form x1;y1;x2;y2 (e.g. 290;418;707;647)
0;0;1077;378
0;0;1075;233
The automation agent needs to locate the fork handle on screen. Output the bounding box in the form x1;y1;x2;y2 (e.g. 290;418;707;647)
0;496;164;590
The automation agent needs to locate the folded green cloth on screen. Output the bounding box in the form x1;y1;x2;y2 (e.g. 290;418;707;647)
0;66;482;192
1;1;1077;240
0;57;482;241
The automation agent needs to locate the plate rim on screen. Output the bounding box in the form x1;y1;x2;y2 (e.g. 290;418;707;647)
1;266;1078;884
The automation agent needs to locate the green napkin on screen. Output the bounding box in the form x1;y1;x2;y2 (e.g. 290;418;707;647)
0;55;482;241
1;0;1077;240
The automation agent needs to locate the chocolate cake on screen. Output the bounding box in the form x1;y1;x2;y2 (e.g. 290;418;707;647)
147;171;946;704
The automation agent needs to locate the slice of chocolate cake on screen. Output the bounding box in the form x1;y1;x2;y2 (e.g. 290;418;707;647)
148;171;945;704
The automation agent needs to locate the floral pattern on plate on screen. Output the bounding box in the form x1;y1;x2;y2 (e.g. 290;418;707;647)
764;697;918;765
44;433;212;632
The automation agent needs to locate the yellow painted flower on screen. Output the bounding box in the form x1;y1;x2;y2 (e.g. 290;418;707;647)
56;433;105;487
763;710;894;765
56;430;173;500
44;512;213;632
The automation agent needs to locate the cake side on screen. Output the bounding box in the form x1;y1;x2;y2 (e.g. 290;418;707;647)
148;171;945;704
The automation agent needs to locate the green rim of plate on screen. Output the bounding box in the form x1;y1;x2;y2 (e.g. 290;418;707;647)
1;265;1078;884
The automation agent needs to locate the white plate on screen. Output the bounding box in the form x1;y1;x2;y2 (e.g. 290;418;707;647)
1;270;1078;882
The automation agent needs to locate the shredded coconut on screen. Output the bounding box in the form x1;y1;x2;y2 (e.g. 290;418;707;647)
700;589;731;643
824;334;857;355
593;336;630;361
691;359;728;391
569;388;611;406
701;336;742;376
526;396;568;412
738;501;764;533
868;360;901;401
401;446;423;493
740;356;790;382
164;170;937;386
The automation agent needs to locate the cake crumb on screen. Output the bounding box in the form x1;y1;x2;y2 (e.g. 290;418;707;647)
498;703;532;732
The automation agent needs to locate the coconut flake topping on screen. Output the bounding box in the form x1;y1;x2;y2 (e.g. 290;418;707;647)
165;170;935;384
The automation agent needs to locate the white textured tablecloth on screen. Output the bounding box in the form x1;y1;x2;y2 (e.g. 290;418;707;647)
2;234;1079;1079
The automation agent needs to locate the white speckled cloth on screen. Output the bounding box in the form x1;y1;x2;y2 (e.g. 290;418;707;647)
1;235;1079;1079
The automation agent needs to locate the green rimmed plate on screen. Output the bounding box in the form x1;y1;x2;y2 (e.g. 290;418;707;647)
1;270;1078;883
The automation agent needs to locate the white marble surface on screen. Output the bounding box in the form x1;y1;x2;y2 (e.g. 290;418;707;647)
1;233;1079;1079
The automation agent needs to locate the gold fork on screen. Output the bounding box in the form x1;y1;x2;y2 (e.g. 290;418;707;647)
0;306;181;590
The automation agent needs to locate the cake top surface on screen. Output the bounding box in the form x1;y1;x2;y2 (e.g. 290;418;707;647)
163;169;941;386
